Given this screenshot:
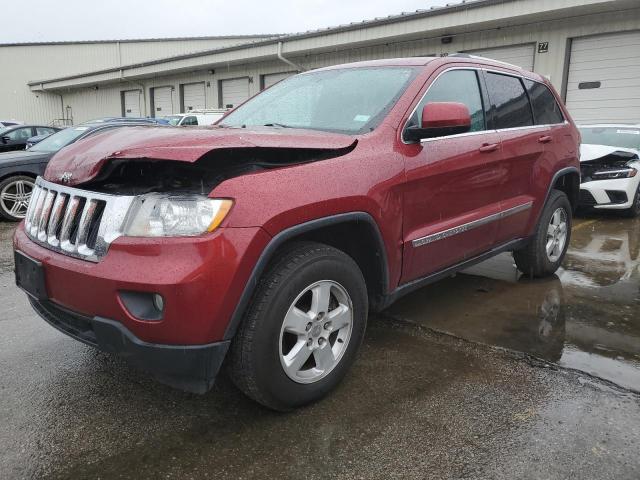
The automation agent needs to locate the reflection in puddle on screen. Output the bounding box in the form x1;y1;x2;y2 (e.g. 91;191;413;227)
386;217;640;392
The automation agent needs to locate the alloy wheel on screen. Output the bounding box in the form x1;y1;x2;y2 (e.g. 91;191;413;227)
546;207;568;262
0;178;34;219
279;280;353;384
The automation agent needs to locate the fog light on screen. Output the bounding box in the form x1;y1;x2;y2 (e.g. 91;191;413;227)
153;293;164;312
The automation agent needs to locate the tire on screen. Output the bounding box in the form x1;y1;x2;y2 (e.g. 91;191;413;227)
0;175;35;221
513;189;572;278
229;242;368;411
624;182;640;218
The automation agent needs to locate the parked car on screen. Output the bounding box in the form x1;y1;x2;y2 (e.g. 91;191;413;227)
14;56;580;410
163;109;227;126
578;124;640;216
0;125;59;152
0;121;161;221
26;133;56;149
0;120;24;128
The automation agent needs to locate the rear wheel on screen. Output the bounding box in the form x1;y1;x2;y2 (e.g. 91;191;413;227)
229;242;368;411
0;175;35;221
513;190;572;277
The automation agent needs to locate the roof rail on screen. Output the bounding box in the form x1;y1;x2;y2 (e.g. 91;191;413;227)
448;52;521;70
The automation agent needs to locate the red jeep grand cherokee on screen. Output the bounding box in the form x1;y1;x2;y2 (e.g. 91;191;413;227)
14;56;579;410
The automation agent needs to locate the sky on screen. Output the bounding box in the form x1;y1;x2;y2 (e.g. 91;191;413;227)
1;0;447;43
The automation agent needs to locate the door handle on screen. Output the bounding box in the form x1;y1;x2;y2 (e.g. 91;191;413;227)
479;143;499;153
538;135;553;144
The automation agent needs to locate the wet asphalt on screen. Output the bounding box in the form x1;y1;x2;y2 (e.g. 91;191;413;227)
1;214;640;479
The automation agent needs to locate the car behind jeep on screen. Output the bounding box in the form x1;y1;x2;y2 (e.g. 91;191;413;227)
14;56;580;410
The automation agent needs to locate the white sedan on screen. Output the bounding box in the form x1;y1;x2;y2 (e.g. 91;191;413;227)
578;124;640;216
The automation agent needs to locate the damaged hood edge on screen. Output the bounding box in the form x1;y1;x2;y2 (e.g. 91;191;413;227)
44;126;358;186
580;144;640;163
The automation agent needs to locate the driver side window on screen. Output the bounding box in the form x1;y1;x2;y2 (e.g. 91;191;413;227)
408;70;486;133
7;127;33;141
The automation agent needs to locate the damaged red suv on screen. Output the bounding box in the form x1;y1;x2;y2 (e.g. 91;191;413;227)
14;56;580;410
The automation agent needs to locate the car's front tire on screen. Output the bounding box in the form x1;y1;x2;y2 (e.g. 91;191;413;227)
513;189;572;277
0;175;35;221
229;242;368;411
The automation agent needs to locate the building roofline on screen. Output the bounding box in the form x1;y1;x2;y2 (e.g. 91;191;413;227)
27;0;500;87
0;34;279;47
27;0;634;89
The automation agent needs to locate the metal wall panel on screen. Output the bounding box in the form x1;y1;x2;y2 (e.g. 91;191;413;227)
465;44;536;70
261;72;295;90
566;30;640;123
122;90;142;117
181;82;206;111
152;86;174;116
220;78;250;108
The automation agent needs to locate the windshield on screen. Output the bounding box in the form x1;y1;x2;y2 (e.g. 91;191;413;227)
0;127;7;136
29;126;91;153
220;67;418;134
579;126;640;150
163;116;183;126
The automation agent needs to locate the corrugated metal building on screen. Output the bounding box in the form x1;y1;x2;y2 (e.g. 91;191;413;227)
2;0;639;125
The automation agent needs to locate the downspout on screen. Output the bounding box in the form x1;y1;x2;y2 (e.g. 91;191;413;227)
277;42;305;72
40;83;69;126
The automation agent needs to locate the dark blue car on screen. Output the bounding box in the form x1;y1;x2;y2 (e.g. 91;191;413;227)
0;120;165;221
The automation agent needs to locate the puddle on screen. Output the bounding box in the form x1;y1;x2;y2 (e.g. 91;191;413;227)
387;217;640;392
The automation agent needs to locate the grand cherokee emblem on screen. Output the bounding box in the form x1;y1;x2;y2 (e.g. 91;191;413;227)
60;172;73;183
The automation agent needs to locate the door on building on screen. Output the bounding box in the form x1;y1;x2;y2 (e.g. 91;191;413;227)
220;77;250;108
181;82;206;112
122;90;141;117
152;86;174;117
565;31;640;123
261;72;294;90
465;44;536;71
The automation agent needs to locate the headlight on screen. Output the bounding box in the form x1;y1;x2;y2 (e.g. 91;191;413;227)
124;194;233;237
593;168;637;180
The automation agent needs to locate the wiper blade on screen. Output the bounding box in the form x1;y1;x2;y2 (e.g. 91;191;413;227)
262;123;293;128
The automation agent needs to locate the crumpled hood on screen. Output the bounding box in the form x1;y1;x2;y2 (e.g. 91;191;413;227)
580;144;640;162
44;125;357;186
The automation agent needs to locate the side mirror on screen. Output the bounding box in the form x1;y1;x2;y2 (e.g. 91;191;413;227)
1;136;9;144
404;102;471;142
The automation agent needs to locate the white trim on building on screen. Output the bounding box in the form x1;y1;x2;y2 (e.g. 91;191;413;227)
1;0;639;124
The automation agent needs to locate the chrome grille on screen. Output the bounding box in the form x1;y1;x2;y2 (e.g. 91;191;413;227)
25;177;136;262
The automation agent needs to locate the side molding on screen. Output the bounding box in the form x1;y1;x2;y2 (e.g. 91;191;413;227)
223;212;389;340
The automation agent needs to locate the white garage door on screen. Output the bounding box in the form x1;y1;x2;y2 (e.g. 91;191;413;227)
153;86;173;116
466;44;535;71
123;90;141;117
221;78;250;108
262;72;294;90
182;82;206;112
566;31;640;124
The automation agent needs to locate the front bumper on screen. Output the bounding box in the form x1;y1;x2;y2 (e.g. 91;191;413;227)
14;223;271;391
578;175;640;210
29;296;229;393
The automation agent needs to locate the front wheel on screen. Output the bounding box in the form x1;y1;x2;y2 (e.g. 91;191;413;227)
229;242;368;411
514;189;572;277
0;175;35;221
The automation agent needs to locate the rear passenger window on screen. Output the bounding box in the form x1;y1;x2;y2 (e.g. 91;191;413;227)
485;73;533;129
523;79;564;125
408;69;486;134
